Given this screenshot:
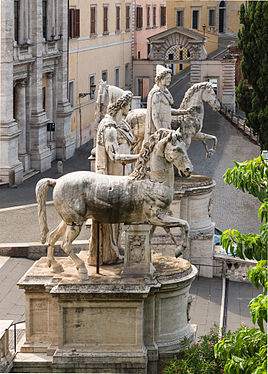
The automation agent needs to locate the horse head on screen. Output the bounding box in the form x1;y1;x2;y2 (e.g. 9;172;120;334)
202;83;221;111
157;129;193;177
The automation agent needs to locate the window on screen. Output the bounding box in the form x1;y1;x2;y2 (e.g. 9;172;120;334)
115;67;120;87
14;0;20;42
147;43;151;57
179;50;183;60
146;6;151;27
209;9;215;26
192;10;199;29
160;6;166;27
90;6;96;35
176;10;183;27
68;81;75;107
69;8;80;38
89;75;96;100
103;6;108;34
116;5;121;32
42;0;48;39
102;70;108;82
153;6;157;26
126;4;130;30
136;6;143;29
42;87;46;110
125;64;130;87
138;78;143;98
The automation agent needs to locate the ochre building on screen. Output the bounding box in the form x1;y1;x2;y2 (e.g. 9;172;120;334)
68;0;133;146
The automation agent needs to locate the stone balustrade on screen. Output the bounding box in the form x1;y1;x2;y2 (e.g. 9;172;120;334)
213;250;257;282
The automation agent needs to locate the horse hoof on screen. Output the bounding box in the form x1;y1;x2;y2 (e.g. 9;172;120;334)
175;246;183;258
52;262;64;273
78;268;89;281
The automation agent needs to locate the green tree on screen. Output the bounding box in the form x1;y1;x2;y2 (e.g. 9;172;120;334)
236;1;268;150
215;156;267;373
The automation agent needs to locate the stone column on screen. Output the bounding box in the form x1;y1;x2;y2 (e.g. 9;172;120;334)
0;0;23;185
189;42;202;85
29;0;51;172
15;80;30;170
55;0;74;159
122;224;155;278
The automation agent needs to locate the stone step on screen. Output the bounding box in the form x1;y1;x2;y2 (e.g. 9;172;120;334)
0;181;9;189
22;169;39;182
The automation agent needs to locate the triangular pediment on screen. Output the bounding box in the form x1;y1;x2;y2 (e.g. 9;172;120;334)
148;27;206;43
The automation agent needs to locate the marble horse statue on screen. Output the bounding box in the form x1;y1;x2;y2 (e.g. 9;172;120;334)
36;128;193;280
126;82;221;157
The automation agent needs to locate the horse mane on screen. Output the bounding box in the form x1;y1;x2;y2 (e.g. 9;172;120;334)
130;128;174;180
180;82;213;109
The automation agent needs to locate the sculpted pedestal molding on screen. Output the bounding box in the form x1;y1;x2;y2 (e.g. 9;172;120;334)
16;252;197;373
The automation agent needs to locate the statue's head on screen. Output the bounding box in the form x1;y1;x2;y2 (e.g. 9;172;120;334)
107;90;133;117
155;65;172;86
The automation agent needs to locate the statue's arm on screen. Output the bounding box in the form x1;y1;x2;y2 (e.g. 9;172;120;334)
151;94;163;130
104;127;139;164
171;106;196;116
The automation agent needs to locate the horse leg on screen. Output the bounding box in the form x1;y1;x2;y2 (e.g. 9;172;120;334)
148;215;190;256
61;224;89;281
47;220;66;273
193;132;217;158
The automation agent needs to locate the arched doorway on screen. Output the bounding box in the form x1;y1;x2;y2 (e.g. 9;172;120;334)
219;1;226;33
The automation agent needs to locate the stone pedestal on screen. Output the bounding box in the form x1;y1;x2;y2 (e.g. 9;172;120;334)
151;175;215;278
122;224;155;278
16;252;197;373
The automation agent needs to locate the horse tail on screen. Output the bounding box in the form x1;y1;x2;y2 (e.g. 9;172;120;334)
35;178;57;244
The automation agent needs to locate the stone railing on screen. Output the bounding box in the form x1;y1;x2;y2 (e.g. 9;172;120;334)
213;251;257;282
0;320;14;372
220;105;259;145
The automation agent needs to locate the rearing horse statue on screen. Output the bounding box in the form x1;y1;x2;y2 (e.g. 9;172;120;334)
126;82;221;157
36;128;193;280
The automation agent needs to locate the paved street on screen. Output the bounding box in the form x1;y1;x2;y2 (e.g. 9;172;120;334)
0;74;261;343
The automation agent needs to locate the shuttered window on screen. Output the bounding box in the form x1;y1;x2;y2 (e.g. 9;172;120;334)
160;6;166;27
103;6;108;34
153;6;156;27
90;6;96;35
126;5;130;31
116;5;121;32
69;8;80;38
136;6;143;29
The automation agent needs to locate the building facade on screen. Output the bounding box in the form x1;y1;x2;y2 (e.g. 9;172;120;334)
133;0;166;102
68;0;133;147
166;0;244;36
0;0;73;186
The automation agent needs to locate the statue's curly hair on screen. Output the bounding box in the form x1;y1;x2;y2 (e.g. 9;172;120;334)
107;90;133;116
155;68;172;84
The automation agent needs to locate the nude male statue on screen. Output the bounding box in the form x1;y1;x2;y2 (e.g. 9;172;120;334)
145;64;194;141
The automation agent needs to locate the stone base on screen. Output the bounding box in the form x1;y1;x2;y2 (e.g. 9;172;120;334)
17;252;197;373
18;153;31;171
0;161;23;186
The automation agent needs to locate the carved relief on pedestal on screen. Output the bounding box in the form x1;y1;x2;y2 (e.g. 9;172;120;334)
128;234;146;263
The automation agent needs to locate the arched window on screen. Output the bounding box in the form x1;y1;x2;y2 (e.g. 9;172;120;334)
219;1;226;33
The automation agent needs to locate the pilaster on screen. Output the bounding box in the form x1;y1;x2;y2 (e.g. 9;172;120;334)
0;0;23;185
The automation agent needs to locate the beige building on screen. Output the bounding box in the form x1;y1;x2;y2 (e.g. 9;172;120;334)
68;0;133;146
0;0;73;186
167;1;244;36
